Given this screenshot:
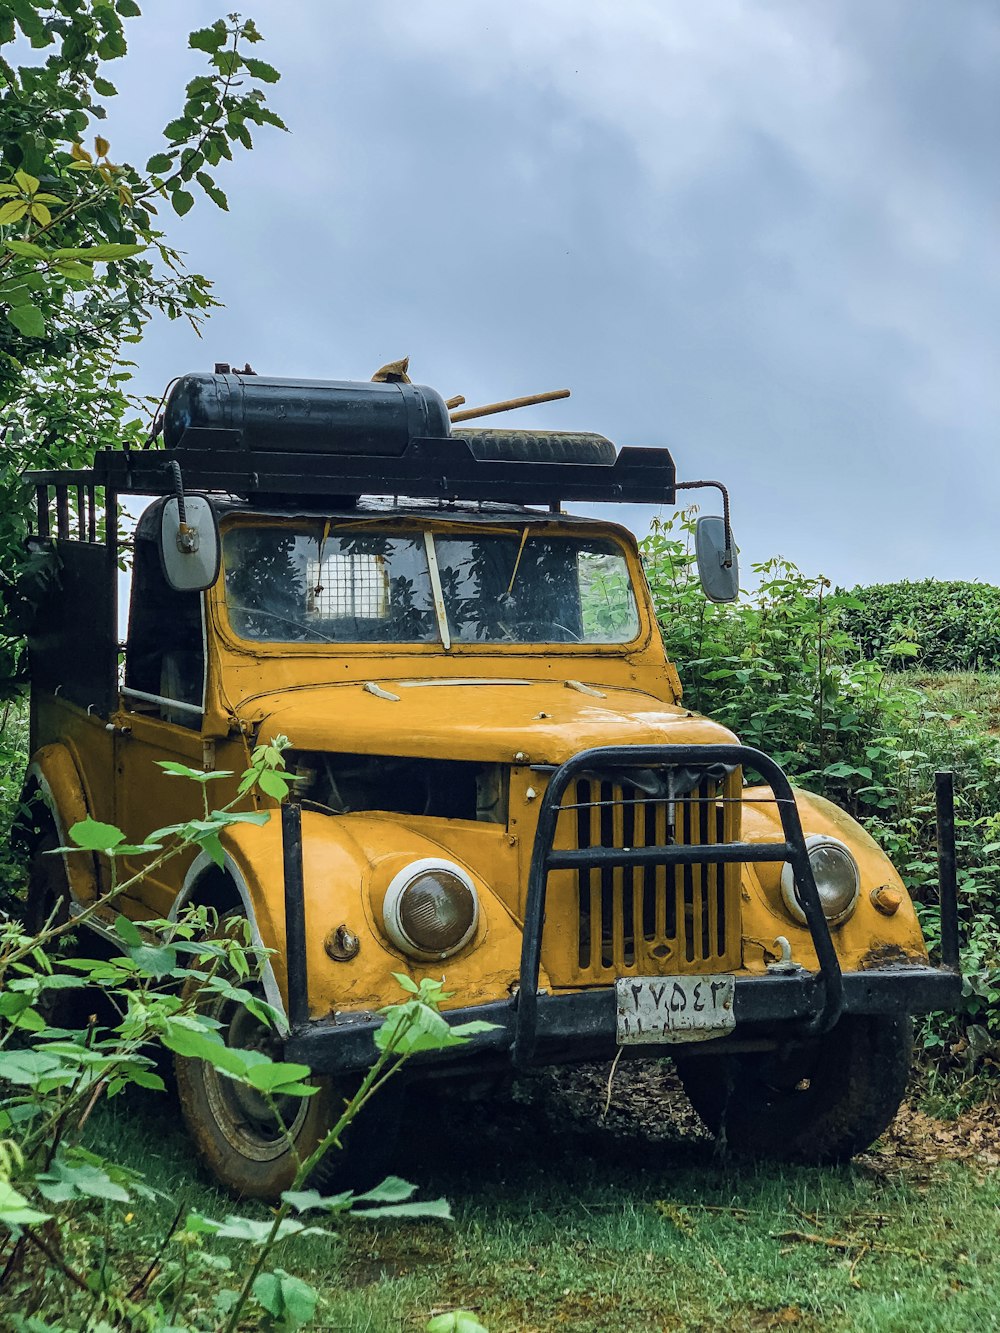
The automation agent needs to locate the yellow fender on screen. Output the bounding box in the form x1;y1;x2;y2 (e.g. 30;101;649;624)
25;743;99;907
739;785;928;974
173;810;533;1024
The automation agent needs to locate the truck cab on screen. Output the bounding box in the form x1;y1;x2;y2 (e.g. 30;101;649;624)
21;372;962;1197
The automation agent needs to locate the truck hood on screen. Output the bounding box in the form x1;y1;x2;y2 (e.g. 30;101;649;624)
243;679;739;765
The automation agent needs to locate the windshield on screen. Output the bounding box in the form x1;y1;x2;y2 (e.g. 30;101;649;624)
221;524;640;646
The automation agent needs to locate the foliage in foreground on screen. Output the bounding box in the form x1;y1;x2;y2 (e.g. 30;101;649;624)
0;746;486;1330
642;514;1000;1081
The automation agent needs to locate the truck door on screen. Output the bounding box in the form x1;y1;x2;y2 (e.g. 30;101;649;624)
114;503;210;918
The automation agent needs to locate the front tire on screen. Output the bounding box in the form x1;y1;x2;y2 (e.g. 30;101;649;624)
674;1014;912;1163
175;920;400;1200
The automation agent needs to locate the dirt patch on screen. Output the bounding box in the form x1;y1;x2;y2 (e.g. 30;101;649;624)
517;1060;1000;1174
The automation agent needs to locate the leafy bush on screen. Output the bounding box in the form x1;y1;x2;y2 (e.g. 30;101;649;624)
840;579;1000;672
642;513;1000;1085
0;745;484;1329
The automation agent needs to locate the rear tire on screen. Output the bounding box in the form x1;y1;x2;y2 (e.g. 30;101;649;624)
175;916;400;1200
674;1014;912;1163
25;830;71;933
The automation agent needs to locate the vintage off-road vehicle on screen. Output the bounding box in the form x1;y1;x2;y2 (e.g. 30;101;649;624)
20;371;961;1197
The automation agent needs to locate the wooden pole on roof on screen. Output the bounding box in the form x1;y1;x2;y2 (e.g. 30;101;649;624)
449;388;571;424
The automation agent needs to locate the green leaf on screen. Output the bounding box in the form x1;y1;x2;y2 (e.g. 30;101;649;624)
117;0;141;14
5;240;47;259
161;1019;252;1077
244;1061;316;1095
128;943;177;978
163;117;192;143
113;914;143;947
196;830;225;868
68;817;125;852
258;768;289;801
186;1211;325;1244
353;1176;417;1205
0;1179;51;1229
51;244;144;260
280;1189;325;1213
426;1314;489;1333
355;1197;453;1221
0;200;29;225
253;1271;283;1318
243;57;280;83
189;21;227;52
279;1273;317;1325
157;760;232;783
36;1159;130;1204
6;304;44;337
145;153;174;174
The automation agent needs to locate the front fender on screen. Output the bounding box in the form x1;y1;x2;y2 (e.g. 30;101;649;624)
202;810;532;1021
25;744;99;906
739;785;928;973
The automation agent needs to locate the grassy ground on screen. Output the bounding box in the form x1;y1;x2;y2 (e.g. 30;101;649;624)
89;1064;1000;1333
906;671;1000;732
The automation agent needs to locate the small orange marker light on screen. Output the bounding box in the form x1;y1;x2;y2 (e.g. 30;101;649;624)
871;885;902;916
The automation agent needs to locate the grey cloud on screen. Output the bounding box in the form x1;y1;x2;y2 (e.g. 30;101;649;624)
105;0;998;587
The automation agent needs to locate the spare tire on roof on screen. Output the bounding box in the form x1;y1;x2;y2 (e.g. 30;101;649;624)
452;429;617;466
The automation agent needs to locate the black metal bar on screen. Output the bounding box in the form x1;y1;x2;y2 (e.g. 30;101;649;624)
34;484;49;537
935;771;960;971
55;484;70;539
87;485;96;543
513;743;844;1068
281;801;310;1029
287;967;962;1075
26;437;679;508
547;841;791;870
76;485;85;540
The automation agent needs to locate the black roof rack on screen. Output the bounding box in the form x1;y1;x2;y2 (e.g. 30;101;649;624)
25;372;677;507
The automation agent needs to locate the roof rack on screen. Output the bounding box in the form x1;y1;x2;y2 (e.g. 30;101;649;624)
24;372;677;508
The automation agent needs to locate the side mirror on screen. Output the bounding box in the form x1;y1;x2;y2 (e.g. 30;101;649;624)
159;494;221;593
695;515;739;603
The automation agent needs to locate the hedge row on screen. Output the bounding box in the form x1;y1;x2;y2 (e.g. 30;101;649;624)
839;580;1000;672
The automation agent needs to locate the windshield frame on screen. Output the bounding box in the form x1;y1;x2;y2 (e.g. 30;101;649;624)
212;515;652;657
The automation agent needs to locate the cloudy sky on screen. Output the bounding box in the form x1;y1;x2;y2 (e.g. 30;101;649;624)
103;1;998;588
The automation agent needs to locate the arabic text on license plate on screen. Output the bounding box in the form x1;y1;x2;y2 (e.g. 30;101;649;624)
615;974;736;1045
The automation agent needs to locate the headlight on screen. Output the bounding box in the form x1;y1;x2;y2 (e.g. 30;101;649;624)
780;834;860;926
382;859;480;960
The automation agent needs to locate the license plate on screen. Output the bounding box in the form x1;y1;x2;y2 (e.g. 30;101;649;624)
615;974;736;1045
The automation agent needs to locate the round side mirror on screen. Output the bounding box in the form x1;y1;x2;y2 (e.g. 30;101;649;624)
159;494;221;592
695;515;739;603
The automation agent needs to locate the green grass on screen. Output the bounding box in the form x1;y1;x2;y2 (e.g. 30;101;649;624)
88;1073;1000;1333
905;671;1000;733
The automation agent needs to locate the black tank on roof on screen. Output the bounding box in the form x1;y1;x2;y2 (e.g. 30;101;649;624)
162;372;452;457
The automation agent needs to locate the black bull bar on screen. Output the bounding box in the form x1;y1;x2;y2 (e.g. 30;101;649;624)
283;745;962;1075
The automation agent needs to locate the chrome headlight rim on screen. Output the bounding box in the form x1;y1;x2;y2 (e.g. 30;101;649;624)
780;834;860;927
381;857;480;961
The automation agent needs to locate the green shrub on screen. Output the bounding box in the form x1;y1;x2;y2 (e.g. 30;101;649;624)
642;513;1000;1083
839;580;1000;672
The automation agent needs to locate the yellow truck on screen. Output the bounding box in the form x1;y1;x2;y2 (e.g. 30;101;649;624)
21;371;961;1197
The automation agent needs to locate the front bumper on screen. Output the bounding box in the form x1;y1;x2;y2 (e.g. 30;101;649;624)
279;748;963;1077
286;965;961;1076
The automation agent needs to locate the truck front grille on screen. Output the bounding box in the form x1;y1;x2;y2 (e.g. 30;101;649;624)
549;769;742;982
